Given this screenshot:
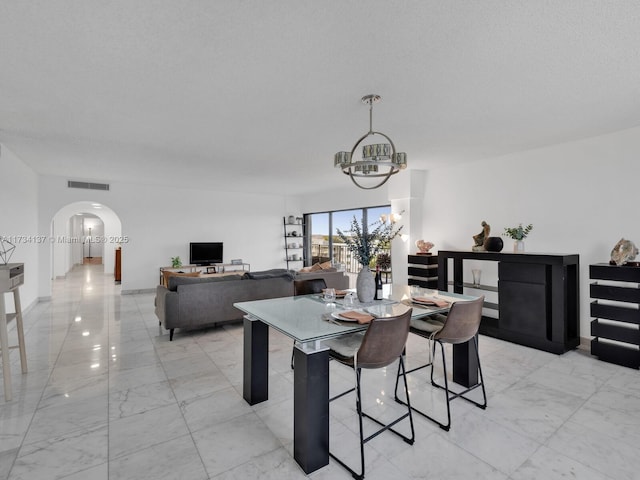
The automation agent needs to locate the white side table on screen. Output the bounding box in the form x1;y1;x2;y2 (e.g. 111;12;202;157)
0;263;27;401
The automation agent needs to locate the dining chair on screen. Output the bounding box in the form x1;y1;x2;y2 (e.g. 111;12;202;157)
325;308;415;480
293;278;327;296
290;278;327;369
395;295;487;431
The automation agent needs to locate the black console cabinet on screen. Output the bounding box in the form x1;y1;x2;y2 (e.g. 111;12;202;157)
437;250;580;354
589;263;640;369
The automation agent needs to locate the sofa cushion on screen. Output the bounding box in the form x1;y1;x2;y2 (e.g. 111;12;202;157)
168;274;243;291
242;269;294;280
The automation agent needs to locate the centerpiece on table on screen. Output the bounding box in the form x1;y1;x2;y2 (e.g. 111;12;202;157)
337;215;403;302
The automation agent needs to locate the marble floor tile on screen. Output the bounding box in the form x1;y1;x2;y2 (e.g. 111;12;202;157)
510;445;615;480
567;388;640;444
108;362;168;392
389;431;507;480
108;435;208;480
10;424;108;480
3;264;640;480
192;412;282;478
603;367;640;397
168;365;233;402
22;394;108;446
0;449;18;480
547;419;640;480
523;364;601;399
180;385;254;433
108;380;176;419
483;378;585;442
109;403;190;460
210;446;310;480
441;407;541;475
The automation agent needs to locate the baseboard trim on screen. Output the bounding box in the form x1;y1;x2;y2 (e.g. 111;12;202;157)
579;336;592;353
121;288;155;295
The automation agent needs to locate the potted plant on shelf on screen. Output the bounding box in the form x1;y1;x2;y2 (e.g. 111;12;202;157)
337;216;403;302
503;223;533;252
171;256;183;268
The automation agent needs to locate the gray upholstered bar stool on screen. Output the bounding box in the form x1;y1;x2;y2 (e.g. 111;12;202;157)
325;308;415;480
395;296;487;431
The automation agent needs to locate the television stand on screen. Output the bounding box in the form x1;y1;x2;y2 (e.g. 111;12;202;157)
159;263;250;284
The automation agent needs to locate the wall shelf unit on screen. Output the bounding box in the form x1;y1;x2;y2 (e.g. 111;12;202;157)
283;217;305;270
589;263;640;369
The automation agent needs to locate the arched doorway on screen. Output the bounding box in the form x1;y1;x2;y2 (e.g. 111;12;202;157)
50;202;122;281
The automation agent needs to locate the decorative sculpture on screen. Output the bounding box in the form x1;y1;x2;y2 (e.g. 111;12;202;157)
415;240;434;255
610;238;639;266
0;238;16;264
472;221;490;251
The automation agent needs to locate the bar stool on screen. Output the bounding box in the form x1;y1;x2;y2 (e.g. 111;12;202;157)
325;309;415;480
1;285;28;401
395;296;487;431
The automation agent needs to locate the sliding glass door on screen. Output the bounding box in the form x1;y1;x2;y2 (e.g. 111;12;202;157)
305;205;392;282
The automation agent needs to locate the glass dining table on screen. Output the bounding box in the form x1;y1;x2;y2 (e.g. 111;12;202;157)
234;284;478;474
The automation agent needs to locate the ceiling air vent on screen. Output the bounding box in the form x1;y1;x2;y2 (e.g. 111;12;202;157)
67;181;110;191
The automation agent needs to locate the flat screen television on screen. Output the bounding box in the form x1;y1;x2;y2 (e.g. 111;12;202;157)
189;242;223;266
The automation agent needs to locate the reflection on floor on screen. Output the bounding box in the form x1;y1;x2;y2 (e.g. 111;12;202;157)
1;264;639;479
82;256;103;265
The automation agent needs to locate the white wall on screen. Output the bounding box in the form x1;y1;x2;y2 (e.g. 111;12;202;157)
297;184;388;215
421;125;640;339
0;144;39;311
38;176;290;295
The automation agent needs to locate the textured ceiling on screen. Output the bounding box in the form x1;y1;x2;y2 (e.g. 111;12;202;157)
1;1;640;195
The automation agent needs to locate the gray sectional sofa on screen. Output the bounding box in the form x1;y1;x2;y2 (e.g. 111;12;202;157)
154;268;349;340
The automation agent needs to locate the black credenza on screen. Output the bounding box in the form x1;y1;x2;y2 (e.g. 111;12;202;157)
590;263;640;369
437;250;580;355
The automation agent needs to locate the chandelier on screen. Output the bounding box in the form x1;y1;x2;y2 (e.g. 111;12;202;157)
334;94;407;189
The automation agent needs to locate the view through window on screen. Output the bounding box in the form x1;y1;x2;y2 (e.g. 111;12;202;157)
305;205;393;284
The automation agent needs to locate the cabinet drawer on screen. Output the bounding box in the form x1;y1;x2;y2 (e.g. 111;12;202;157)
408;266;438;278
590;283;640;303
591;338;640;369
499;262;547;284
590;264;640;282
591;301;640;324
591;319;640;345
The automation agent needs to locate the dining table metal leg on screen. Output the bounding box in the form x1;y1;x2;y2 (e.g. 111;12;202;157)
243;315;269;405
452;337;479;387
